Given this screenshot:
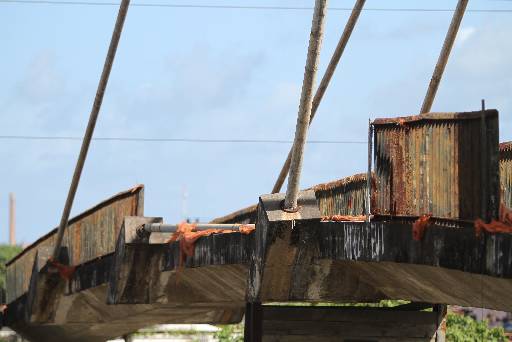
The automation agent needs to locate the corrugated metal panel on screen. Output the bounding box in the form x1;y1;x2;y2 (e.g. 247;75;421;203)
500;142;512;208
313;173;371;217
6;185;144;303
213;174;371;224
373;110;500;221
210;204;258;224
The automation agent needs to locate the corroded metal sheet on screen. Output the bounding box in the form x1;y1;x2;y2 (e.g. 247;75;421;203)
5;185;144;303
211;174;372;224
500;142;512;208
372;110;500;220
313;173;372;217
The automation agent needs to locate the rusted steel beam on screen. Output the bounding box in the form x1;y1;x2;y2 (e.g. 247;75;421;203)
272;0;365;194
285;0;329;210
53;0;131;259
420;0;468;114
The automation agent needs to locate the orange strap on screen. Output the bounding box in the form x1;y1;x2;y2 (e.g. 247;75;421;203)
412;214;432;241
48;258;76;281
321;215;366;222
474;204;512;237
167;222;255;267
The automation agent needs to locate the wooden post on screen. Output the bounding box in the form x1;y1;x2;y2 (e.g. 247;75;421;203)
244;302;262;342
434;304;447;342
52;0;131;260
272;0;365;194
420;0;468;114
480;99;488;220
284;0;329;210
9;193;15;246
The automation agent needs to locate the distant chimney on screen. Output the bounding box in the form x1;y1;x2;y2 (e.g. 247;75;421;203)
9;193;15;246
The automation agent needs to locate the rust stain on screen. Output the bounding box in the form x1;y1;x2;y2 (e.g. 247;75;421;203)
373;110;499;221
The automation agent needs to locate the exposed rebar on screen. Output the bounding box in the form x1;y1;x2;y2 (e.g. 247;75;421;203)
420;0;468;114
52;0;131;260
272;0;365;194
284;0;329;210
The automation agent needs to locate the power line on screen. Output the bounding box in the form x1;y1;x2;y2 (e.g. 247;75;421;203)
1;0;512;13
0;135;366;144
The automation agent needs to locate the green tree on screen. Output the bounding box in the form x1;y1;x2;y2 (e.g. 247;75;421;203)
0;244;22;297
447;313;507;341
214;324;243;342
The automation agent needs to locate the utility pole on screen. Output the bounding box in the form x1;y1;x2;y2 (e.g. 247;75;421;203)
9;193;15;246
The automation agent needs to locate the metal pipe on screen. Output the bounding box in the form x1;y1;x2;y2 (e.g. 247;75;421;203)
420;0;468;114
143;223;255;233
284;0;329;210
366;120;373;222
52;0;131;260
272;0;365;194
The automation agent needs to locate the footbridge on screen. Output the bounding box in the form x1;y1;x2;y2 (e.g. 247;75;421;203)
2;110;512;341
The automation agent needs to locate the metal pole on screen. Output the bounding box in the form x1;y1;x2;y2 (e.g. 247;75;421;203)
52;0;131;260
420;0;468;114
272;0;365;194
284;0;329;210
366;120;373;222
9;193;15;246
143;223;255;233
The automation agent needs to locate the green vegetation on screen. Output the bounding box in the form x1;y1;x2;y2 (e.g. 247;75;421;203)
0;244;22;295
447;313;507;342
214;324;243;342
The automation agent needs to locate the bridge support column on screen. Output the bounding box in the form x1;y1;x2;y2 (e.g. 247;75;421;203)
244;302;262;342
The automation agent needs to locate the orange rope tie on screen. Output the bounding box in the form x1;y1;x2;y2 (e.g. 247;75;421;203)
321;215;367;222
412;214;432;241
47;258;77;281
474;204;512;237
166;222;255;267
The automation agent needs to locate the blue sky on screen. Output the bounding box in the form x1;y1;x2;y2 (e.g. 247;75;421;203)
1;0;511;244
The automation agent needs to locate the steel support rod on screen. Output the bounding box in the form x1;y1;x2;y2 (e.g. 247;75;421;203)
272;0;365;194
420;0;468;114
366;120;373;222
143;223;255;233
284;0;329;210
52;0;131;260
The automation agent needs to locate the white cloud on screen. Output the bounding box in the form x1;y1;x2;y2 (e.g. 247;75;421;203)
455;26;476;46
